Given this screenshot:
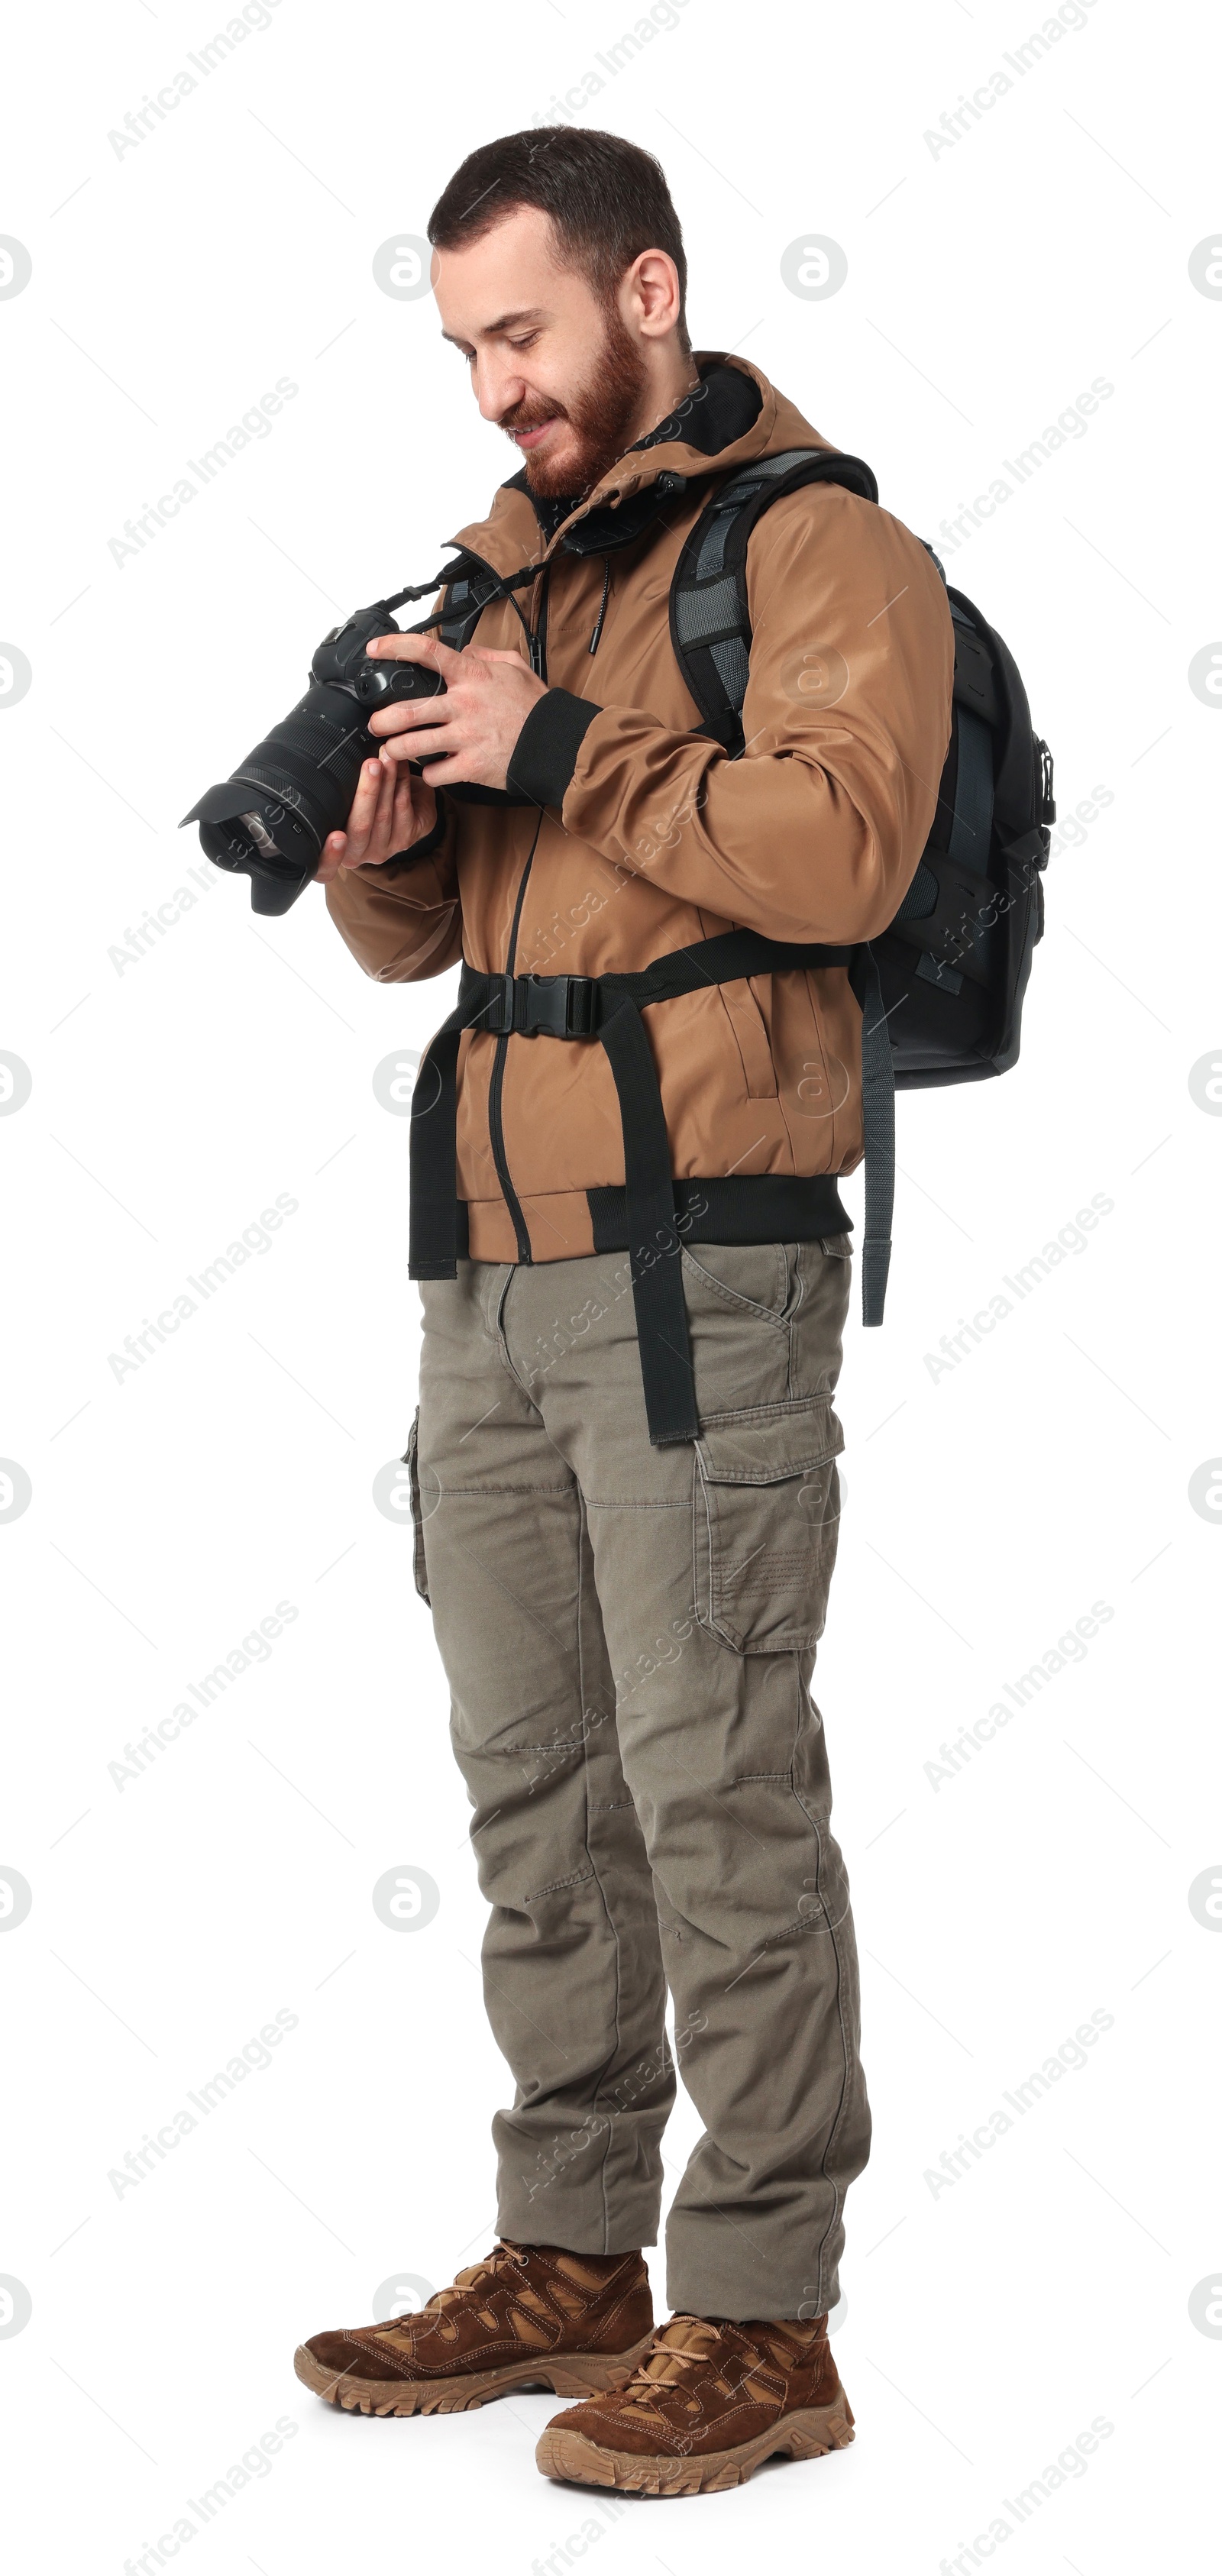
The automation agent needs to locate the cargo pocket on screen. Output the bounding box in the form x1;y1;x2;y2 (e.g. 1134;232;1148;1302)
693;1396;844;1654
402;1408;431;1605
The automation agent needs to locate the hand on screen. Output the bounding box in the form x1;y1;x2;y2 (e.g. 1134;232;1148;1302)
313;752;437;885
363;630;547;790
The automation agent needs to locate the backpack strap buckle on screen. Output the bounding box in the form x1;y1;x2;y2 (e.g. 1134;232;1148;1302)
514;974;597;1038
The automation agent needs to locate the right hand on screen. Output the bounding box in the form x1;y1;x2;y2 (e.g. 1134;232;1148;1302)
313;752;437;885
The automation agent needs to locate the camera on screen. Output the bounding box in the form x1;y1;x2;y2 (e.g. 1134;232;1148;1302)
181;600;447;915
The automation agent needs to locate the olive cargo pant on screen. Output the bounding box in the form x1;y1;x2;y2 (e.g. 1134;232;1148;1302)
408;1234;870;2321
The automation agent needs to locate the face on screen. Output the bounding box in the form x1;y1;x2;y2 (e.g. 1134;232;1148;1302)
432;204;681;500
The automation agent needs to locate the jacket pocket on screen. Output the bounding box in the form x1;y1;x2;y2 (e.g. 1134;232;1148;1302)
402;1408;431;1604
693;1396;843;1655
716;977;777;1099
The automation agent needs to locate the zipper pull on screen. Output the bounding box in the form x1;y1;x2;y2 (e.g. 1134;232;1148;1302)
528;630;544;676
589;559;611;657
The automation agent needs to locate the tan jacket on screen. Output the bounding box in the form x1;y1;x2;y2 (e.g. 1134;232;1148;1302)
326;354;955;1265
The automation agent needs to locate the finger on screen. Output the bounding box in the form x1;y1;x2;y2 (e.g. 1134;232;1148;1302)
363;631;440;664
314;830;347;884
376;725;456;767
391;771;417;845
373;748;399;840
343;757;396;868
343;757;386;861
367;694;454;737
416;753;485;790
365;629;467;681
467;647;529;667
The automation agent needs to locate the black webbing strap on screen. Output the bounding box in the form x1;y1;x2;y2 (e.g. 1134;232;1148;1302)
405;1000;470;1282
596;991;698;1441
409;930;891;1446
849;942;894;1327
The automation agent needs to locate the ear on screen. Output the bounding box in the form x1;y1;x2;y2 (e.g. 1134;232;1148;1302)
622;246;683;341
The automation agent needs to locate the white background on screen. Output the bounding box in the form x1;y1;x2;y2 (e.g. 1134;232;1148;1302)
2;1;1219;2567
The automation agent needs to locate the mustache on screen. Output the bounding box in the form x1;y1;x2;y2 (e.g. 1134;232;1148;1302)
498;395;567;435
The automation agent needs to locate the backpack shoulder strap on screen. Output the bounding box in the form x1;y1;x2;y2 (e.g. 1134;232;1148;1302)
669;448;878;748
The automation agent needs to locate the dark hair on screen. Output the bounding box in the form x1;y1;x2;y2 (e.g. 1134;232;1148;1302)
428;128;690;353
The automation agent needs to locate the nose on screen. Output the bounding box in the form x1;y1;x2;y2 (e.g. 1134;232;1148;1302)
473;354;527;425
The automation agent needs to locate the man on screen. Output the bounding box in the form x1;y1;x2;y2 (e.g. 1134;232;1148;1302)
294;127;953;2496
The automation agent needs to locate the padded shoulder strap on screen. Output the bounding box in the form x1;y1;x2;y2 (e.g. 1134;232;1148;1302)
425;560;511;653
669;449;878;748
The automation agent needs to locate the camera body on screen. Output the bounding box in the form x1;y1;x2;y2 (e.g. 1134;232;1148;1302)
181;601;447;916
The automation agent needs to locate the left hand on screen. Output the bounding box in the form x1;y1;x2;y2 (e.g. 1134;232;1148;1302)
364;631;547;791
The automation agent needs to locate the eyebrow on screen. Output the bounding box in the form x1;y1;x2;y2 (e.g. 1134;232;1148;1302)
440;307;548;346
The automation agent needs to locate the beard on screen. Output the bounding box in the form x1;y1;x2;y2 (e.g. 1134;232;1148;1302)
499;300;651;501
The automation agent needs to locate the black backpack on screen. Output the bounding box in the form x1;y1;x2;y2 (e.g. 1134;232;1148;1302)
670;446;1056;1085
405;447;1056;1346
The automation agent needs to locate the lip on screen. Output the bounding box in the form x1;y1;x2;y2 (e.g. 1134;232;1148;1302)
512;419;558;450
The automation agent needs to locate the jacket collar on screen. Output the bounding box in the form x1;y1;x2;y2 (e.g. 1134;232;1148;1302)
442;353;830;580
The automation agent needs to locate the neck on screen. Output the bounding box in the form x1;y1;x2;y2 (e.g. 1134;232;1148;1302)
623;347;703;450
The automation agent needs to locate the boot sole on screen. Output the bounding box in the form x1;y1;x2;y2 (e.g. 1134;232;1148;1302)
535;2384;855;2494
293;2331;657;2418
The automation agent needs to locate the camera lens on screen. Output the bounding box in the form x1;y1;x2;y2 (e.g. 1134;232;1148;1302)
183;602;452;912
240;810;284;858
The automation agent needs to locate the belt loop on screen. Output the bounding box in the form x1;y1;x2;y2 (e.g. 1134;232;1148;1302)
483;971;513;1036
566;975;596;1036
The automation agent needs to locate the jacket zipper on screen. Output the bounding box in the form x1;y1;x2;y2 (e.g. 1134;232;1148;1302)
485;565;551;1264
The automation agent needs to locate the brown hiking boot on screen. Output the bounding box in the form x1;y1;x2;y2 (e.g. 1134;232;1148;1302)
535;2309;855;2494
293;2241;653;2417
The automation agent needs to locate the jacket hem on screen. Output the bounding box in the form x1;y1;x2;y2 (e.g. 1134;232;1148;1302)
587;1173;852;1253
446;1175;853;1268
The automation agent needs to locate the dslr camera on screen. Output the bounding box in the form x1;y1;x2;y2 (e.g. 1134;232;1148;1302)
181;600;447;916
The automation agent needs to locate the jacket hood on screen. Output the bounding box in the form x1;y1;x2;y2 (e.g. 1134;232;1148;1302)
444;353;839;582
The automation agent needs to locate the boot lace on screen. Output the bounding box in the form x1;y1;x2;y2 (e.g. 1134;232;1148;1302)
616;2315;726;2406
395;2241;529;2327
616;2313;818;2410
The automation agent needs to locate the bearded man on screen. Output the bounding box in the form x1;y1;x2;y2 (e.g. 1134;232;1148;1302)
294;124;952;2497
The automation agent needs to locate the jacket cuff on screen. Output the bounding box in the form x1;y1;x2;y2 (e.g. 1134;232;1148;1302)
507;690;603;806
